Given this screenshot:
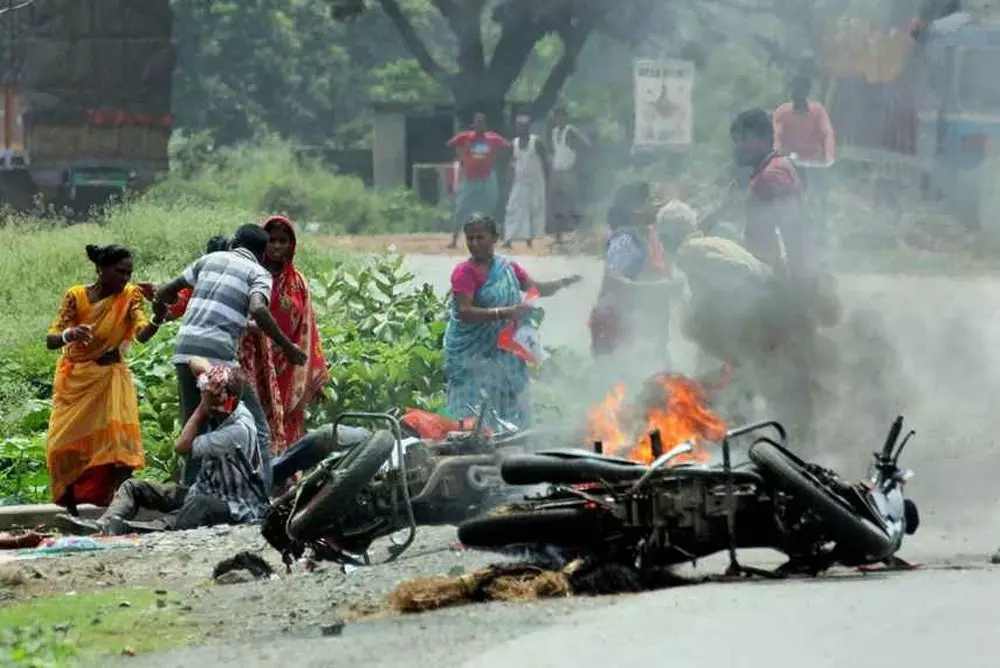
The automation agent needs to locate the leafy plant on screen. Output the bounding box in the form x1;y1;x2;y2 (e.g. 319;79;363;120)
0;625;77;668
308;254;448;425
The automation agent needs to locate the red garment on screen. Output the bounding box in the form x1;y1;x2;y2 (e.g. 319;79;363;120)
450;259;530;297
773;101;837;163
588;303;628;357
448;131;510;181
746;154;803;268
260;216;330;454
168;287;192;321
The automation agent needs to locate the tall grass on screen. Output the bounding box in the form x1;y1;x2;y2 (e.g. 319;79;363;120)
152;136;445;234
0;199;253;351
0;138;441;354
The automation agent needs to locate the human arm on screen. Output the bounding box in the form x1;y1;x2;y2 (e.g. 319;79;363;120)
132;288;168;345
817;104;836;163
152;273;193;314
453;292;529;324
568;126;591;153
772;105;788;156
174;396;211;456
45;290;92;350
536;139;551;183
249;292;306;365
514;263;580;297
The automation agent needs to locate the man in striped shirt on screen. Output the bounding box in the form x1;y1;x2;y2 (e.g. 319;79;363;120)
154;224;307;484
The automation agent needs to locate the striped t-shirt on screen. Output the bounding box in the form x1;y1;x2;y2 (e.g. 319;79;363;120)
172;247;273;366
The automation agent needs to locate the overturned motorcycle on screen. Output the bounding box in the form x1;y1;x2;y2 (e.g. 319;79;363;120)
261;404;546;568
458;416;921;580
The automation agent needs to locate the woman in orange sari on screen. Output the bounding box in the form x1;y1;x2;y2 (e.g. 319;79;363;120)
239;216;329;455
45;244;167;515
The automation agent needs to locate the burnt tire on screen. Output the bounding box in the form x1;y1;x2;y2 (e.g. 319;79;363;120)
458;505;603;550
287;430;396;542
749;441;894;563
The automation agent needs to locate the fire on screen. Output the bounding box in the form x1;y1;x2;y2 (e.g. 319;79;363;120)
585;373;727;465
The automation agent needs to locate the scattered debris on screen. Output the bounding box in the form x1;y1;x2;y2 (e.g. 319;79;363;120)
213;551;276;583
215;571;255;586
388;562;574;613
122;646;137;656
320;620;345;637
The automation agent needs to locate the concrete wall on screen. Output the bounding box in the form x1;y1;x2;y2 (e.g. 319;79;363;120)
373;110;405;190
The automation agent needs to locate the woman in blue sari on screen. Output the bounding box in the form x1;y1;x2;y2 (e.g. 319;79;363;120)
445;214;581;428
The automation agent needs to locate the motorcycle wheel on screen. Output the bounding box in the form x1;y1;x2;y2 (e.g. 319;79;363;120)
458;505;603;550
748;441;894;563
286;430;396;542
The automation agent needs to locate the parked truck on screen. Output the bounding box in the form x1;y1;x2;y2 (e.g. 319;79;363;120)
0;0;174;214
822;5;1000;229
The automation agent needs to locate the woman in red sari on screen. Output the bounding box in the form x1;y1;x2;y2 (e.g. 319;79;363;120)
239;216;330;455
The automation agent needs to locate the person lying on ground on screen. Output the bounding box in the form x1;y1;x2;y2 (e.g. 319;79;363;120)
238;216;330;457
45;244;168;516
445;213;581;430
57;360;270;536
152;224;307;486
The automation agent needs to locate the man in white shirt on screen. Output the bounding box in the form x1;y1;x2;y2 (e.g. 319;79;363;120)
548;106;590;247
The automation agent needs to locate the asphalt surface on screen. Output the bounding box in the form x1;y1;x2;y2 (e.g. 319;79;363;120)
126;254;1000;668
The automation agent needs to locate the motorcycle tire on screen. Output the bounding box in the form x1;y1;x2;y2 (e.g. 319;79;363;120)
287;430;396;542
458;505;603;550
748;441;894;563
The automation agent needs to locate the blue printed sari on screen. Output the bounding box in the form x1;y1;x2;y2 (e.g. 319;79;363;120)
444;257;530;428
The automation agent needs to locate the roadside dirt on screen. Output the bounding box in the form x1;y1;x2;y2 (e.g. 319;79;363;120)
0;524;496;643
312;232;604;258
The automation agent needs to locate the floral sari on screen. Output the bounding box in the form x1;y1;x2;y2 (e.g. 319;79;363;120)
239;216;329;455
444;256;530;428
45;284;148;506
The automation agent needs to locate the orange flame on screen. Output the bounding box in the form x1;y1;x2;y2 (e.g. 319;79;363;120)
585;373;727;465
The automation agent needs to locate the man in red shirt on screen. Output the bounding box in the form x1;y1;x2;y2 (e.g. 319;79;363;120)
730;107;806;277
446;112;511;249
773;77;836;165
773;76;836;230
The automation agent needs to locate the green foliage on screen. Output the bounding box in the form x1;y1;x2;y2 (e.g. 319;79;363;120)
0;588;198;664
307;254;447;424
0;625;77;668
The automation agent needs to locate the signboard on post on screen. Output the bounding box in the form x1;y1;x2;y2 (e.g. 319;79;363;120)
632;58;695;151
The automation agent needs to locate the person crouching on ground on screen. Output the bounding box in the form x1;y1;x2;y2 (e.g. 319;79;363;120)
59;359;270;535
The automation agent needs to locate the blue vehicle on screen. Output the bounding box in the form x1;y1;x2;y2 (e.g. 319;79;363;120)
826;10;1000;227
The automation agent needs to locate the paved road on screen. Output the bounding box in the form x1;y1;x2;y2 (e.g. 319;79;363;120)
131;255;1000;667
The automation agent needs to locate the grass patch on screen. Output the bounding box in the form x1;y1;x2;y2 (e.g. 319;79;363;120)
0;587;200;665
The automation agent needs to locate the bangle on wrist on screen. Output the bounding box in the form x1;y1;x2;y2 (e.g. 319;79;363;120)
61;328;73;344
150;316;165;327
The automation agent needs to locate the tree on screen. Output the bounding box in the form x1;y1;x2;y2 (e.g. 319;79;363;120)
328;0;667;125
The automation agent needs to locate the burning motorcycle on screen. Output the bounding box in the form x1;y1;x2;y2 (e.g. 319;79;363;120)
457;415;920;578
261;402;549;568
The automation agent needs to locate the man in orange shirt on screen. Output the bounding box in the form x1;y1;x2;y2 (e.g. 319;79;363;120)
773;76;836;254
